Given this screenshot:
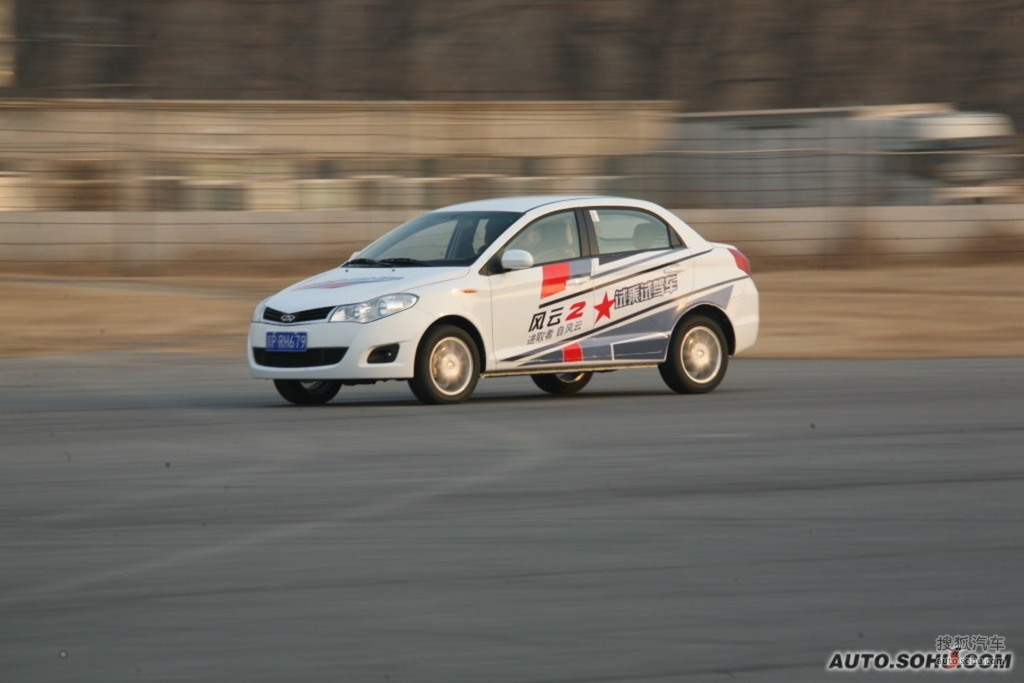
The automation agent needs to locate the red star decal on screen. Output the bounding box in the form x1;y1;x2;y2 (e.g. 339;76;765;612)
594;292;614;322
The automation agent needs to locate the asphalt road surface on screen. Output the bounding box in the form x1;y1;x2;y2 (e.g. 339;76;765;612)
2;355;1021;682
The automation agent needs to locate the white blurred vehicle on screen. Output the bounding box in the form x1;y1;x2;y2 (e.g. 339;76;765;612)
666;104;1021;207
249;196;758;405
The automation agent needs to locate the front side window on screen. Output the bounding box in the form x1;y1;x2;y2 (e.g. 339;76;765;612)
504;210;582;266
353;211;521;266
589;209;674;256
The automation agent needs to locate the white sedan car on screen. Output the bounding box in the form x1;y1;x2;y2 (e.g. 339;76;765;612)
249;196;758;405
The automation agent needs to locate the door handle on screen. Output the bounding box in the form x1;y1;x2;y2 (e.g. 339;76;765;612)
662;264;686;274
566;277;590;286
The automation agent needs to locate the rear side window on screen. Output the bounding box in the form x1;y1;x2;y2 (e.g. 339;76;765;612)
588;209;674;256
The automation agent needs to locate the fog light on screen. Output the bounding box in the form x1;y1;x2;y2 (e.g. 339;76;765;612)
367;344;399;364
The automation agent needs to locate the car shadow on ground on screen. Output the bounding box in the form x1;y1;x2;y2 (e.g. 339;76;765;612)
244;388;751;409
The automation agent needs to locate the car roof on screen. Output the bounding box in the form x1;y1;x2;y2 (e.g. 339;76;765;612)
433;195;652;214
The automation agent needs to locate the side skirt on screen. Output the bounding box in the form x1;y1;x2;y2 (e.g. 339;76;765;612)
481;362;662;379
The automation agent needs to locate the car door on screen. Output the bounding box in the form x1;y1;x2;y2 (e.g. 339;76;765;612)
489;210;595;371
582;207;697;363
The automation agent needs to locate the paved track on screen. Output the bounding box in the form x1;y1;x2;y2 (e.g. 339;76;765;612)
2;355;1022;682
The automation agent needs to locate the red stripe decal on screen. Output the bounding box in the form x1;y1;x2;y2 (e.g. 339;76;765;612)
562;342;584;363
541;262;570;298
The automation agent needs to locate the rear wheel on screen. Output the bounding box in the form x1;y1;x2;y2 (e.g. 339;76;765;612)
273;379;342;405
531;371;593;395
658;315;728;394
408;325;480;404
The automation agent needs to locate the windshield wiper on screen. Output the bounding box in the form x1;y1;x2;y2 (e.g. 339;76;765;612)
378;257;434;267
343;257;387;267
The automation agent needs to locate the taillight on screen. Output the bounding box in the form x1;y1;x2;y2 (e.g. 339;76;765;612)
728;247;752;276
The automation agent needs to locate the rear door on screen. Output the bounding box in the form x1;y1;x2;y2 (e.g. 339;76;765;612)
581;207;697;363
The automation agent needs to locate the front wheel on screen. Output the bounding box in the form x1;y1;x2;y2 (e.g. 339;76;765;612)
408;325;480;404
531;372;593;395
273;379;342;405
658;316;729;394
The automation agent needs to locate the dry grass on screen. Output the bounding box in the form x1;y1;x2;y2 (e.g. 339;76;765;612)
754;264;1024;358
3;264;1022;358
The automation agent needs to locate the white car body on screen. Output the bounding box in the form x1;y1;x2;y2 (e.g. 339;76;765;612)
249;196;758;404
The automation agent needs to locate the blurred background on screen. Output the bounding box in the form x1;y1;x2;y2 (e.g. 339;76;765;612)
1;0;1023;271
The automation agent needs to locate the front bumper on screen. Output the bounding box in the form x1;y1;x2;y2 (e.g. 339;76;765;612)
248;307;434;380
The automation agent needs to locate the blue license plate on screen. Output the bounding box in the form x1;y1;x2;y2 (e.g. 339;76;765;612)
266;331;308;352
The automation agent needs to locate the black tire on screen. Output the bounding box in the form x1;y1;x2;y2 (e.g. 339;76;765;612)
273;379;342;405
658;315;729;394
531;371;593;395
408;324;480;404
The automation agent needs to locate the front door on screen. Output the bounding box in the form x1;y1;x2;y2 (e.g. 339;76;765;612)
489;210;595;371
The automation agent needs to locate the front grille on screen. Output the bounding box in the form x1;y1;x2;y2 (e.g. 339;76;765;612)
263;305;336;324
253;347;347;368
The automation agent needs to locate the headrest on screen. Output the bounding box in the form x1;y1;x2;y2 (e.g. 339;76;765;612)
633;222;664;249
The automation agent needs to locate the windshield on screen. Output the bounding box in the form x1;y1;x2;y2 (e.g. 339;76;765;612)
350;211;522;266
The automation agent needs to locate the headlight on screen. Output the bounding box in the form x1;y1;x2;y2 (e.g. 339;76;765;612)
330;293;418;323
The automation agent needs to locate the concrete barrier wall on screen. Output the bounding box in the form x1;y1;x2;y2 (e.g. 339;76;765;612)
2;205;1023;275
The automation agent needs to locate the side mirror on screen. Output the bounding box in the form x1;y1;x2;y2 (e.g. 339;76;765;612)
501;249;534;271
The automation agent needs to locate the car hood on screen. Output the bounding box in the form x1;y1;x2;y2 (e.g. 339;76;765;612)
266;266;470;311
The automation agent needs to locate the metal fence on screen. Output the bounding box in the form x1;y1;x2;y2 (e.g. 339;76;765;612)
3;205;1023;276
2;152;1022;213
2;100;1023;273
